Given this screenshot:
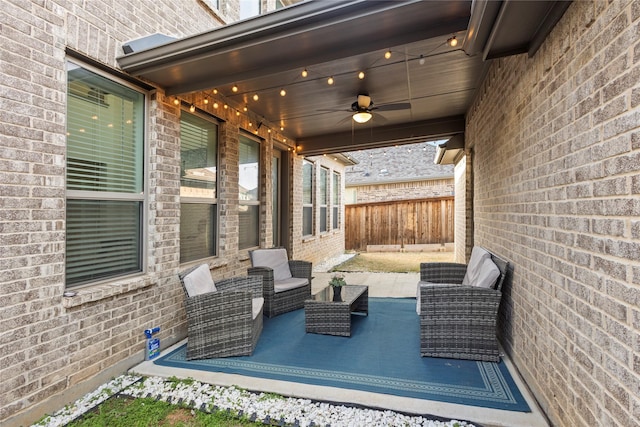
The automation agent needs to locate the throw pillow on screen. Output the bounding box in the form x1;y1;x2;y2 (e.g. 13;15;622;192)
462;246;491;286
183;264;217;297
474;257;501;288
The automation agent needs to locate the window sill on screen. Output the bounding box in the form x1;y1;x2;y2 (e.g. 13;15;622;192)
62;275;154;308
302;235;316;243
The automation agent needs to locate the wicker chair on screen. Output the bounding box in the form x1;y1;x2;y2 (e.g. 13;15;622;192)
247;248;312;318
179;264;264;360
417;247;509;362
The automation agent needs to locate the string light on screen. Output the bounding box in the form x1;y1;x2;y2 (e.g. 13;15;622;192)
204;97;209;104
243;105;248;112
189;104;196;113
327;76;334;85
232;84;238;92
358;71;365;79
213;88;218;94
448;36;458;47
280;88;286;96
384;50;391;59
173;97;180;105
301;69;308;77
213;101;219;108
253;94;259;101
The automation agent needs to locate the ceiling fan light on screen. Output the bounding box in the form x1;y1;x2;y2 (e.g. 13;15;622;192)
353;111;372;123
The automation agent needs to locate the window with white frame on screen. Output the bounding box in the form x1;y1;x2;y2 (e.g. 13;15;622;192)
65;60;145;287
239;134;260;249
319;167;329;233
302;160;314;236
180;110;218;262
332;171;340;229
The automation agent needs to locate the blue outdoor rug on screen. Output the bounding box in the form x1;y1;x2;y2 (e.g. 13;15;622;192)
155;298;530;412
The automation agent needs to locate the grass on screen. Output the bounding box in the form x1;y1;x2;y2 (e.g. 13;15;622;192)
331;251;454;273
67;396;263;427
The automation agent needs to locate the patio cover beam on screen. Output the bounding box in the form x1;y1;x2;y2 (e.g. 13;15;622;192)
296;115;465;156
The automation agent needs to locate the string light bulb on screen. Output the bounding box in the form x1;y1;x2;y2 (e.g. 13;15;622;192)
213;88;218;94
204;97;209;105
301;69;308;78
253;94;259;101
384;50;391;59
213;102;219;108
173;97;180;106
280;88;286;96
448;36;458;47
358;71;365;79
189;104;196;113
327;76;334;85
232;84;238;93
419;55;425;65
243;105;248;112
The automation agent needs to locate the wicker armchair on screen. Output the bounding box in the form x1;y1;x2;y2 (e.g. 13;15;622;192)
179;264;264;360
247;248;312;318
418;247;509;362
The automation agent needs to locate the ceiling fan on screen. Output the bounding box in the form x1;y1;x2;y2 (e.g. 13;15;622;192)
350;94;411;123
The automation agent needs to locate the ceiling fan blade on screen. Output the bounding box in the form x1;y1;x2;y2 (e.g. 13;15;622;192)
317;108;351;113
374;102;412;111
371;112;388;124
336;115;352;125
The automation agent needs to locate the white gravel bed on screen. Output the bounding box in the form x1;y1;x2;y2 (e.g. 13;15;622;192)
31;374;477;427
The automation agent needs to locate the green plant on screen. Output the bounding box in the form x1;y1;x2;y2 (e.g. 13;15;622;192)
328;273;346;287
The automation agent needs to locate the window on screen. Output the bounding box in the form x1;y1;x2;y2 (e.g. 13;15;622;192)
65;60;145;287
332;171;340;229
319;167;329;233
239;135;260;249
180;111;218;262
239;0;261;19
302;160;313;236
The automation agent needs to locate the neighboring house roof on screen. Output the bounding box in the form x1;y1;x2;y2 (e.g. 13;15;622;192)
344;141;454;186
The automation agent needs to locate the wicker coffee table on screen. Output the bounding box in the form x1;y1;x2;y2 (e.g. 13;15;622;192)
304;285;368;336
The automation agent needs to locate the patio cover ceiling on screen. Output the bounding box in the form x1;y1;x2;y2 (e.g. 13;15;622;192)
117;0;569;156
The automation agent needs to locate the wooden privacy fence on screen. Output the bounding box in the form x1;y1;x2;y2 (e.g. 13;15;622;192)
344;197;454;251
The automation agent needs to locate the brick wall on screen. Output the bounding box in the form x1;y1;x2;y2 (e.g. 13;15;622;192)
453;155;471;263
466;1;640;425
0;1;344;425
292;155;347;265
348;178;454;204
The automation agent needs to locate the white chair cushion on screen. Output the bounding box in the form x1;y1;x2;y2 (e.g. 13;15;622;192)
273;277;308;293
183;264;217;297
474;257;501;288
462;246;491;287
251;248;292;281
252;297;264;319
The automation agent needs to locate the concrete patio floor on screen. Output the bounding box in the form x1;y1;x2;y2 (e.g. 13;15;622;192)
131;269;549;427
